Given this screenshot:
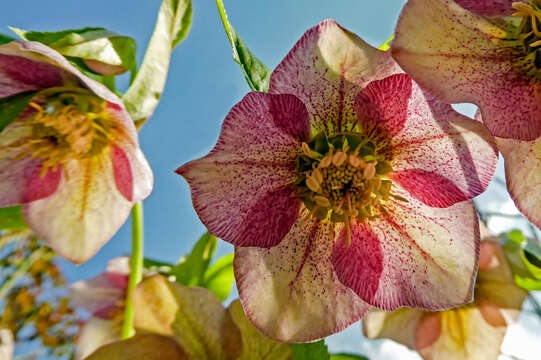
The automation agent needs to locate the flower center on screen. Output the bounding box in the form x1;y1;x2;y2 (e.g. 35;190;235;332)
14;88;117;175
296;132;401;245
513;1;541;71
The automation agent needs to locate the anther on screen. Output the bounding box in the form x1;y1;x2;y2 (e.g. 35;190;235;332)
332;151;347;166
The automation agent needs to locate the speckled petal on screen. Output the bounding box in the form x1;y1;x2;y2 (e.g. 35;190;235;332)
332;187;479;311
269;19;400;134
234;210;370;343
356;74;497;207
392;0;541;140
177;92;309;248
23;149;134;264
454;0;517;16
497;135;541;229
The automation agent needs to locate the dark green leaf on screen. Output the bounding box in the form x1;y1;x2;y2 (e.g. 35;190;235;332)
292;340;330;360
201;253;234;301
0;33;15;45
0;91;36;133
216;0;271;92
172;232;217;286
0;206;27;230
122;0;193;124
330;354;369;360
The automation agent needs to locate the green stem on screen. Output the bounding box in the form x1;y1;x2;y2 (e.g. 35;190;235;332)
121;202;144;339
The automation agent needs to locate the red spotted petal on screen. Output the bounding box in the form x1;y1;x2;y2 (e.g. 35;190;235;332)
332;187;479;311
177;92;310;248
235;211;369;342
392;0;541;140
269;19;400;134
356;73;497;208
454;0;518;16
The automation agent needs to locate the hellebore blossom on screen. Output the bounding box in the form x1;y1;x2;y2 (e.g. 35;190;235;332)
363;231;528;360
177;20;498;342
0;41;153;263
392;0;541;141
85;275;293;360
69;257;130;360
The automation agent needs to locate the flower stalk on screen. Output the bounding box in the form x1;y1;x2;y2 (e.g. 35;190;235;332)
121;202;144;339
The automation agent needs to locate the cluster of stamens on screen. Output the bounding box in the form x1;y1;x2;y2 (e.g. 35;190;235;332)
513;1;541;70
297;132;401;245
12;88;117;176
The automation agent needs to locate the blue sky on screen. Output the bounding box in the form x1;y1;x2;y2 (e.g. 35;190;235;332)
2;1;540;359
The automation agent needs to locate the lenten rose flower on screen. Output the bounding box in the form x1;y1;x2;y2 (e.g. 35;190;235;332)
363;232;528;360
0;41;153;263
85;275;293;360
69;257;130;360
177;20;498;342
392;0;541;141
70;257;157;360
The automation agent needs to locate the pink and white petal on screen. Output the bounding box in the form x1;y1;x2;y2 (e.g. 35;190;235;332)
111;139;153;203
392;0;540;140
453;0;518;16
75;318;120;360
0;51;65;97
420;307;506;360
363;308;425;350
177;92;309;248
497;135;541;229
356;74;497;207
23;149;134;264
0;121;61;206
269;19;401;134
69;271;127;318
332;188;479;311
234;211;370;342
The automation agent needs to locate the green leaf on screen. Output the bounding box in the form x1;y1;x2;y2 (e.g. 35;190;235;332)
0;206;27;230
378;34;394;51
201;253;234;301
122;0;193;124
501;229;541;290
0;33;14;45
292;340;330;360
215;0;271;92
0;91;37;133
330;354;369;360
172;232;217;286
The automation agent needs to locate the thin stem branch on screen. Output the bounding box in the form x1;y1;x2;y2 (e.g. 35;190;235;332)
121;202;144;339
0;247;46;300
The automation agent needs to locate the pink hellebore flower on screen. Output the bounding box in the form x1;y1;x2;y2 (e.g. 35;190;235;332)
392;0;541;141
0;41;153;263
363;232;528;360
69;257;130;360
177;20;498;342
